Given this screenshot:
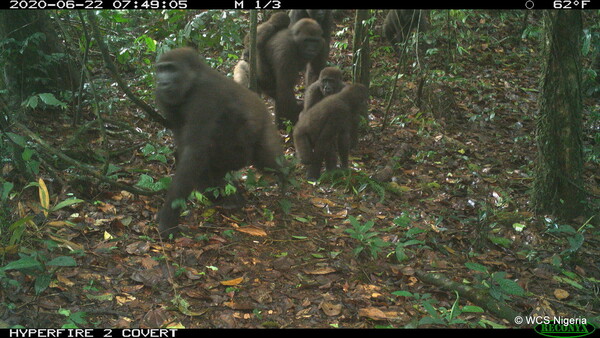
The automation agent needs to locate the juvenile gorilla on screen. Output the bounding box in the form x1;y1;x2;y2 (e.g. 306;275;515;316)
234;12;290;88
257;18;325;126
155;47;283;237
289;10;333;87
243;12;290;61
293;84;368;180
303;66;345;111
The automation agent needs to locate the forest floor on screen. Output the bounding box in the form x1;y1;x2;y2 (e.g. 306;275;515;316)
2;12;600;329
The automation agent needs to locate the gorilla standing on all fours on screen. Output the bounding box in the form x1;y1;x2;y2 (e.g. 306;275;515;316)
293;84;369;180
154;47;284;237
289;10;333;88
256;18;325;126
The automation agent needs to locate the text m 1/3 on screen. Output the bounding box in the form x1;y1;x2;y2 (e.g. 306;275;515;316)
233;0;282;9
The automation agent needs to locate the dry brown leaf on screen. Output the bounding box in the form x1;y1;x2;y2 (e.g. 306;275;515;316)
320;301;342;316
220;277;244;286
235;226;267;237
126;241;151;255
311;197;337;208
0;245;18;255
184;267;203;280
330;209;348;219
305;267;336;275
554;288;569;300
141;308;169;328
46;221;72;227
141;256;159;269
56;274;75;286
48;235;83;251
97;202;116;213
116;294;136;306
358;307;389;321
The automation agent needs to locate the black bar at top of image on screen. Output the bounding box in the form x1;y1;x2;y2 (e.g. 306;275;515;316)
2;0;599;10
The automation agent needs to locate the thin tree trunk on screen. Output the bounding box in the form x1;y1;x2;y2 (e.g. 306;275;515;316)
248;11;258;92
352;10;371;88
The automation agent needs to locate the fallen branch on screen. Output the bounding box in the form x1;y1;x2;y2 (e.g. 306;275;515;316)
14;121;157;196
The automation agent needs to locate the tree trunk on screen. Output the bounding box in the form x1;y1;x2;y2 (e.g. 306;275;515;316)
352;10;371;88
248;11;258;92
533;11;585;220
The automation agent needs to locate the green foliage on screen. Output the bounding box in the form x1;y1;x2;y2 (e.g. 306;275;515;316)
345;216;391;259
319;170;385;203
21;93;68;110
465;262;525;302
1;178;83;252
135;174;171;192
156;10;246;68
0;180;15;227
391;215;429;262
140;143;172;164
57;308;88;329
1;251;77;295
0;30;74;102
543;217;595;261
1;132;41;180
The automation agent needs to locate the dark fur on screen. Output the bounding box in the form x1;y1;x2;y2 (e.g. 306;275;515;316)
155;47;283;237
235;12;290;88
242;12;290;61
289;10;333;87
293;84;368;180
303;66;345;111
257;18;325;126
383;10;430;51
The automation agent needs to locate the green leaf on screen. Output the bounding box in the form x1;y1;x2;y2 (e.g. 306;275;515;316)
1;181;14;201
395;247;409;262
497;278;525;296
47;256;77;267
68;311;88;325
141;143;156;156
38;93;66;108
393;216;411;227
3;255;42;271
406;227;427;237
465;262;488;273
8;215;34;245
23;95;39;109
51;198;84;212
398;239;424;247
35;274;51;294
391;290;414;298
462;305;484;313
488;235;512;248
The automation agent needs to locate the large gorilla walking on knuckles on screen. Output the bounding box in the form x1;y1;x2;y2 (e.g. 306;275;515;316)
154;47;284;237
